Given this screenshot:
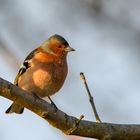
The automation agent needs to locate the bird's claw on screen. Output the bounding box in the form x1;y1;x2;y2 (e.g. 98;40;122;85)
51;101;58;112
48;96;58;112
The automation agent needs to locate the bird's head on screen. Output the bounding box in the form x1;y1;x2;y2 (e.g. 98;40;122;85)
40;34;75;57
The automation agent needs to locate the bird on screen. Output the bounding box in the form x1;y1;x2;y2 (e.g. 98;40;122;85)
5;34;75;114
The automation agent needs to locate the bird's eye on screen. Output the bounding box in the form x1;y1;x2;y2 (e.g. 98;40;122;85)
58;45;62;48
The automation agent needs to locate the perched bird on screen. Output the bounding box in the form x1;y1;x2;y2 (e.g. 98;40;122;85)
6;34;75;114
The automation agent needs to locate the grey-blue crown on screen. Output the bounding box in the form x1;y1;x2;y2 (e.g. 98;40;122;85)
52;34;69;46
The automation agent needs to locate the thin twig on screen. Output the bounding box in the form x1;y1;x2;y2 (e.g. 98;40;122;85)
80;72;101;123
65;115;84;135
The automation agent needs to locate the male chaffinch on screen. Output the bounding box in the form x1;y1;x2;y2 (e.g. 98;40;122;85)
6;34;75;114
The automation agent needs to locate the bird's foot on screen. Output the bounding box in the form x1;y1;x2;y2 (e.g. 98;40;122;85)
48;96;58;112
32;92;41;100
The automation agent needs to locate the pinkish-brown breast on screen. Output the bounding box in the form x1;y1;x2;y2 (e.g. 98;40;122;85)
18;52;68;97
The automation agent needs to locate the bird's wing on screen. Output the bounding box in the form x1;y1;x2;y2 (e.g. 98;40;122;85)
14;48;38;86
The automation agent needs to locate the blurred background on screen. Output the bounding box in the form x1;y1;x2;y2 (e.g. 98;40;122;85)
1;0;140;140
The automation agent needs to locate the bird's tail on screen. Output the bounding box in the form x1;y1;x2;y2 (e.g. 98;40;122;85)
5;103;24;114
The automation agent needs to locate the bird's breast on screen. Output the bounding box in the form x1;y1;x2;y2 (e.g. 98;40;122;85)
18;59;68;97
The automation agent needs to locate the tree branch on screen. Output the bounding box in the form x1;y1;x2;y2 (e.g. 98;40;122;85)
0;77;140;140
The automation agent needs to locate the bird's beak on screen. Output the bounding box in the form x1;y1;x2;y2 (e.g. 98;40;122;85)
65;46;75;52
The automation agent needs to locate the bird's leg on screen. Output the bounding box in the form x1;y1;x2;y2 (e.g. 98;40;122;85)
48;96;58;111
32;92;41;100
32;92;58;111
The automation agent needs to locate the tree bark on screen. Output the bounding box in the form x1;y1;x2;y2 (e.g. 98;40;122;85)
0;77;140;140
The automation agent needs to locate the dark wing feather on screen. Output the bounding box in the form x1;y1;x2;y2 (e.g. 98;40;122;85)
14;48;38;86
